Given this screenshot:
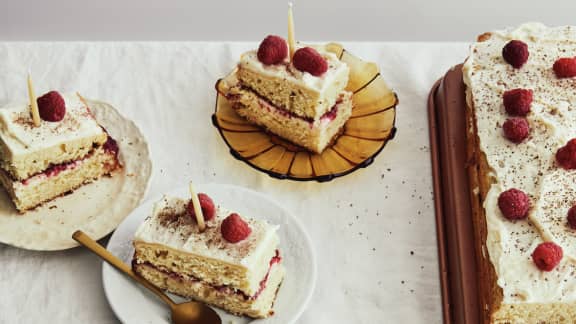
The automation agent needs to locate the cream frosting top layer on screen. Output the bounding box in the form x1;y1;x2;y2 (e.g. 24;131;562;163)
239;45;349;93
134;196;280;268
464;23;576;304
0;93;105;157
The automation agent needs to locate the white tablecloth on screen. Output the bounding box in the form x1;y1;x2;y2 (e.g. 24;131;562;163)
0;42;469;324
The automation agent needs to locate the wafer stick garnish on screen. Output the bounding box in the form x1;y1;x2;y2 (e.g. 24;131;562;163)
189;181;206;232
288;2;296;60
27;71;41;127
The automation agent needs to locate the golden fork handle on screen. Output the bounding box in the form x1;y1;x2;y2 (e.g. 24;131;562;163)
72;230;176;308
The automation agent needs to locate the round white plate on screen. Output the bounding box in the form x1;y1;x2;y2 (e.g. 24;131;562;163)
0;98;152;250
103;183;316;324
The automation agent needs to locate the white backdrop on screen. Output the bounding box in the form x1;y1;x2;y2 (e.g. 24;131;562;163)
0;0;575;41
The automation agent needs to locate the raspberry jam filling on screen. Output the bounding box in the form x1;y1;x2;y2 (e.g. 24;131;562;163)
103;135;119;157
136;250;281;301
224;85;341;125
21;156;87;185
20;135;119;185
320;105;338;122
251;98;339;125
253;250;282;300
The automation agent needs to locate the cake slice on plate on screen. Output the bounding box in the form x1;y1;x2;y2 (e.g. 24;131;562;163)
132;193;285;318
0;91;120;212
218;35;352;153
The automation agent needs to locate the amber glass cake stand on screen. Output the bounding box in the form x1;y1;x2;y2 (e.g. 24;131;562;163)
212;43;398;182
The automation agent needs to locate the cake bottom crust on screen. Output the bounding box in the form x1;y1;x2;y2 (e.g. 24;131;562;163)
0;145;120;212
492;303;576;323
134;261;285;319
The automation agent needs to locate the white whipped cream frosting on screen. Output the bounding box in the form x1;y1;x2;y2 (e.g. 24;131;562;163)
134;196;280;268
0;93;104;157
239;45;349;93
464;23;576;303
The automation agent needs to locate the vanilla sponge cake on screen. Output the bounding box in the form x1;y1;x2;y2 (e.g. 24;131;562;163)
219;73;353;153
132;196;285;318
0;93;107;180
464;23;576;323
238;46;349;120
0;92;121;211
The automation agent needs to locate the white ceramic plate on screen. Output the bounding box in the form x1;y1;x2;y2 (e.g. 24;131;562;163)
102;183;316;324
0;98;152;250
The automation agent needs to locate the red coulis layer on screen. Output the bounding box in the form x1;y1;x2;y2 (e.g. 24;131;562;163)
21;135;119;185
253;250;282;300
22;157;83;185
136;250;281;301
225;85;341;124
103;136;119;157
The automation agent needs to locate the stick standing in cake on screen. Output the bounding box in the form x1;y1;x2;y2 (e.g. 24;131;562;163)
188;181;206;232
26;72;41;127
287;2;296;59
217;4;353;153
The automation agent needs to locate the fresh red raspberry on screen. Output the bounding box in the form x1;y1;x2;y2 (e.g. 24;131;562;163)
532;242;563;271
567;205;576;230
502;40;529;68
37;91;66;122
293;47;328;76
257;35;288;65
556;139;576;170
553;57;576;78
498;188;530;220
187;193;216;221
503;88;533;116
221;213;252;243
502;118;529;143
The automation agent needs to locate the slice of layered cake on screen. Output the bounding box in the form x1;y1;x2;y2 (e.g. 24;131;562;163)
0;91;121;212
132;193;285;318
218;35;352;153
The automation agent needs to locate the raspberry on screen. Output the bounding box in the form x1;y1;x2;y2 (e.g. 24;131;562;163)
553;57;576;78
221;213;251;243
37;91;66;122
556;139;576;170
503;88;533;116
498;188;530;220
502;40;529;68
187;193;216;221
257;35;288;65
502;118;529;143
293;47;328;76
567;205;576;230
532;242;563;271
